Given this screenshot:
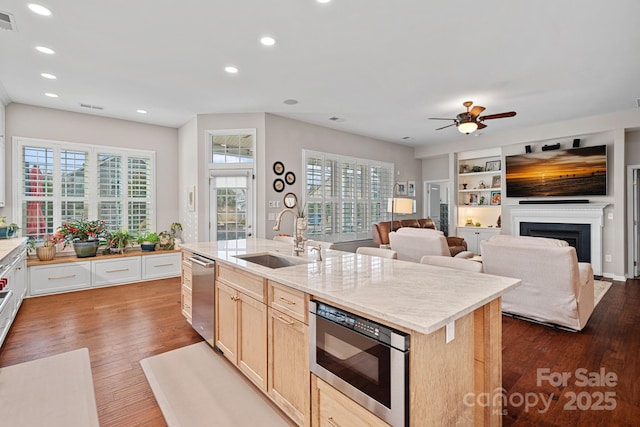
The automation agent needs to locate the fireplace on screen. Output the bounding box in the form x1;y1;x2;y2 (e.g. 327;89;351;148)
520;222;591;263
510;203;608;276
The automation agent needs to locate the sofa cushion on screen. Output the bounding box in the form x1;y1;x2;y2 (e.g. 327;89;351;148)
487;234;568;248
400;219;421;228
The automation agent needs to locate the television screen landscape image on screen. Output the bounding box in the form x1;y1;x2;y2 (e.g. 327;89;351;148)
505;145;607;197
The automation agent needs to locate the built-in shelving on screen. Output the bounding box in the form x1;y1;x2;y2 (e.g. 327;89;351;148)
457;149;502;231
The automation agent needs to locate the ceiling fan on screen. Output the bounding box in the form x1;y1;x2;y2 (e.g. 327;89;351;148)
429;101;516;134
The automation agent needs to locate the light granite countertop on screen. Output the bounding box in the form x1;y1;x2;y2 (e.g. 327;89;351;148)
180;239;521;335
0;237;28;263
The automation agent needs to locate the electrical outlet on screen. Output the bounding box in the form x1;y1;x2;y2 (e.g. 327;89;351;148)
268;213;275;221
605;254;612;262
607;212;613;220
268;201;275;208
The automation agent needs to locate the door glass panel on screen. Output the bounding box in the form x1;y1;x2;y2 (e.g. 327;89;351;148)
213;175;248;241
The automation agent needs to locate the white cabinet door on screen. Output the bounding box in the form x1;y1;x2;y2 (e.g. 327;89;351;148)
29;262;91;295
457;227;500;255
142;252;181;280
92;257;141;287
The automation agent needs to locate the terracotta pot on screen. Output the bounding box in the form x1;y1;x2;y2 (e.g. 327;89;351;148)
36;245;56;261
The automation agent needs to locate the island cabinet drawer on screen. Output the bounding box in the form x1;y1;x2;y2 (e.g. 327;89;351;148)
142;253;181;280
182;260;192;289
29;262;91;295
217;264;265;302
93;258;141;287
312;376;391;427
268;280;307;323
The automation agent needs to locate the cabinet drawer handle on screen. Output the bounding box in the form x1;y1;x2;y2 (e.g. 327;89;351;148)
106;268;129;273
48;274;76;280
230;295;239;301
154;263;173;267
277;315;294;326
278;296;296;305
327;417;341;427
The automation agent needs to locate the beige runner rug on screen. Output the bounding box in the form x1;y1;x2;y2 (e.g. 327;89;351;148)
593;279;613;308
0;347;99;427
141;342;294;427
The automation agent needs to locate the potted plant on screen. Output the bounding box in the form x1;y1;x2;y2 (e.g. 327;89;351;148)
105;230;134;254
137;232;159;251
158;222;183;250
56;219;109;258
0;216;20;239
34;233;63;261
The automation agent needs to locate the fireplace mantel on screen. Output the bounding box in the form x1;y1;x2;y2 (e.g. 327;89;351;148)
510;203;608;275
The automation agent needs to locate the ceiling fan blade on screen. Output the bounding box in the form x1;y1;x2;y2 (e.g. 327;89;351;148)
428;117;455;121
435;123;456;131
479;111;517;121
469;105;485;119
477;122;487;130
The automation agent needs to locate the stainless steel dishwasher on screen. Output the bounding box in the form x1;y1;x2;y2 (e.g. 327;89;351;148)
189;254;216;347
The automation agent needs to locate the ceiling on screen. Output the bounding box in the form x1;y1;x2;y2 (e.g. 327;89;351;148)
1;0;639;147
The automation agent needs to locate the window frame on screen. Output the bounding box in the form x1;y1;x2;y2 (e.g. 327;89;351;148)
12;136;156;237
303;149;394;243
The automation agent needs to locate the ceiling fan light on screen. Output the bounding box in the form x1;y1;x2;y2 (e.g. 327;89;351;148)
458;121;478;134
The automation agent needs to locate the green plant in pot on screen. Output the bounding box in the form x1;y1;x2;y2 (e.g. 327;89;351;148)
56;219;108;258
105;230;134;254
138;232;159;251
0;216;20;239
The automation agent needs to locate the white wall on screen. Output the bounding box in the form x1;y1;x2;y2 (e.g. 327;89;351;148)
4;103;179;231
178;116;198;243
415;108;640;279
264;114;422;239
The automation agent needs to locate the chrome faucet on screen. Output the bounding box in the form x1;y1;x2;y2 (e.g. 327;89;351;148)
273;208;305;255
310;246;322;261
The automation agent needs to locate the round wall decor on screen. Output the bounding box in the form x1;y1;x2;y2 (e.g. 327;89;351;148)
285;171;296;185
273;178;285;192
273;161;285;175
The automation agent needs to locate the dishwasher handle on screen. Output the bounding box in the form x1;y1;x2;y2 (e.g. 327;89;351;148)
189;256;216;268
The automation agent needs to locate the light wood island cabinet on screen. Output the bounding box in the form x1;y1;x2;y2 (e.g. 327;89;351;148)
181;241;515;427
181;252;193;323
268;280;310;426
215;263;268;391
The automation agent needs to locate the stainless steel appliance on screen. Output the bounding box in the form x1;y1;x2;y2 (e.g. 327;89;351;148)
309;300;410;426
190;255;216;346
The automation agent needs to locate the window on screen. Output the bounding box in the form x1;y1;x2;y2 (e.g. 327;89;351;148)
15;137;155;239
304;150;393;242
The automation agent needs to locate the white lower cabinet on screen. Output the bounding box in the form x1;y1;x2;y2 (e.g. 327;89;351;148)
92;257;141;287
28;251;181;296
456;227;501;255
142;252;181;280
30;262;91;295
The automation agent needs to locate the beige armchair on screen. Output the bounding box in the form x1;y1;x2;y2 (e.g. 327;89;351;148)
481;235;594;331
388;228;474;263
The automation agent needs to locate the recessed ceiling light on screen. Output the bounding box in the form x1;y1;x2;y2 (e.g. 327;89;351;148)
260;36;276;46
317;0;331;3
45;93;58;98
136;109;147;114
28;3;52;16
283;99;298;105
36;46;55;55
40;72;56;79
225;66;239;74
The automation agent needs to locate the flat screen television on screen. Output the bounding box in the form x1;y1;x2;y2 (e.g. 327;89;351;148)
505;145;607;197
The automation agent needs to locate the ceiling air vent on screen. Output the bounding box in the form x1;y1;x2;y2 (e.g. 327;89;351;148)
80;103;104;111
0;11;16;31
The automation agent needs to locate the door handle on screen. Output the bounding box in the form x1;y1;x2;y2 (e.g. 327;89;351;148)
189;256;216;268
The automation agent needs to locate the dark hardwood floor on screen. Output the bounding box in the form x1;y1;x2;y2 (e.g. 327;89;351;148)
0;277;637;426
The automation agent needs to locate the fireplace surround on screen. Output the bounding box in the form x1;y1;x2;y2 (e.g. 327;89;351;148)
510;203;608;275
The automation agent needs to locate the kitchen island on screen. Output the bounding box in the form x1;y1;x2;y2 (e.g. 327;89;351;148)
180;239;520;426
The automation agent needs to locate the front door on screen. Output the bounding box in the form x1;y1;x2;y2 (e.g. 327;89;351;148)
209;169;253;241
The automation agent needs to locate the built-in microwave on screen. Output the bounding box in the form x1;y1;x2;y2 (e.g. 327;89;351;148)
309;300;410;427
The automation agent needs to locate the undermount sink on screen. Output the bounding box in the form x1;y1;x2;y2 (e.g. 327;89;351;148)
234;253;310;269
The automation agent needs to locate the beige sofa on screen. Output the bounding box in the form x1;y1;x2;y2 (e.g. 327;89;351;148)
372;218;468;256
481;235;594;331
388;228;473;263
